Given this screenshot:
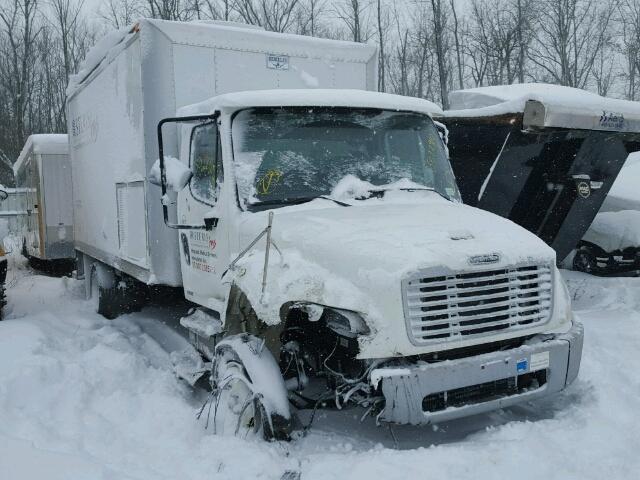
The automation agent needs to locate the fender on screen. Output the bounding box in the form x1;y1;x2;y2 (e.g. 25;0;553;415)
215;333;291;422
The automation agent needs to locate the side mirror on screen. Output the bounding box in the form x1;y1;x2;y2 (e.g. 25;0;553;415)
149;156;192;191
156;113;218;231
0;189;8;201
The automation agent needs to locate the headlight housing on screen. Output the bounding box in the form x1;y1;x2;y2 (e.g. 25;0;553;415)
324;307;370;338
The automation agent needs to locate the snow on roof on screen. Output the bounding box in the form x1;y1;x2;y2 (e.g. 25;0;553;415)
14;134;68;174
67;25;134;97
178;89;443;117
67;18;377;98
444;83;640;132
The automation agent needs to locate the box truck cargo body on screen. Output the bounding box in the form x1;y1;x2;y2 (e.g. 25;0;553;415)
13;134;74;263
67;19;377;287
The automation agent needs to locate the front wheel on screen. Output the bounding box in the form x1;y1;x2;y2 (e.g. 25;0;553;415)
210;336;293;441
573;248;597;274
213;353;266;438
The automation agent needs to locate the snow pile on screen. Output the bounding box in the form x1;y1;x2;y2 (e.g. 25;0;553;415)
330;174;378;200
583;210;640;252
0;269;296;479
149;156;192;191
1;264;640;479
329;175;435;201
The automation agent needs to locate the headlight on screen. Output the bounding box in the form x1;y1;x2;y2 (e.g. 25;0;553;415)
324;308;370;338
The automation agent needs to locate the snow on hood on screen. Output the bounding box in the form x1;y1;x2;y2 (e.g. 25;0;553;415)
229;195;555;354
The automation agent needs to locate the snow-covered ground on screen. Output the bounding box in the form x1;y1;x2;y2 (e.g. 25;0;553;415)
1;251;639;480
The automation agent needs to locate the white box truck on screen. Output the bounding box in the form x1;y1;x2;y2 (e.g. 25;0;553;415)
69;19;582;440
13;134;74;271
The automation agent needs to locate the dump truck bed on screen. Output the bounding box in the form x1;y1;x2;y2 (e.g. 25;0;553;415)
441;84;640;260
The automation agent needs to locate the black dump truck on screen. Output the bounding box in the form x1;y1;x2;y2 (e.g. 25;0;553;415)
440;83;640;263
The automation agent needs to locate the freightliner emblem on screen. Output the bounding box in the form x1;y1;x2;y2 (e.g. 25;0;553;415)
468;253;501;265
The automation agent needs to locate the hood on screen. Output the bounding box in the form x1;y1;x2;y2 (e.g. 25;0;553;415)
232;195;561;358
240;196;555;279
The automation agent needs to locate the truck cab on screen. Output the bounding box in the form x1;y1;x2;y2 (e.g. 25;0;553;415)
157;89;583;438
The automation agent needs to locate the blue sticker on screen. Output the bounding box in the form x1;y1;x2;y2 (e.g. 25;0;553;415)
516;358;528;373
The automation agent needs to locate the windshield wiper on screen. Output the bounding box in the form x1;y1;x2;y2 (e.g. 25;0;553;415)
355;186;451;202
249;195;351;209
398;187;451;201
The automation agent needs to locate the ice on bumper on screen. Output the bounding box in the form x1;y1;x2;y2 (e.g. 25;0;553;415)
371;321;584;425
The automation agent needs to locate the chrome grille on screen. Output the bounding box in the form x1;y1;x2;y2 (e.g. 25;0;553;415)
403;264;553;345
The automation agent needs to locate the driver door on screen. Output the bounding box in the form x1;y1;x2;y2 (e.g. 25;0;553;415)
177;121;227;307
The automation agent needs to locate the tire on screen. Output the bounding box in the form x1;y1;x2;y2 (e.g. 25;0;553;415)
90;268;120;319
89;266;147;319
211;338;292;441
573;248;597;274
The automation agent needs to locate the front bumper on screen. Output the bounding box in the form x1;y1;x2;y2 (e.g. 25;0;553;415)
372;320;584;425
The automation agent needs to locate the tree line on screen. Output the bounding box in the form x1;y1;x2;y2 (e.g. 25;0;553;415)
1;0;639;171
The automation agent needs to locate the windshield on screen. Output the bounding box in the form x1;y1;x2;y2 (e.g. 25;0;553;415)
231;107;461;209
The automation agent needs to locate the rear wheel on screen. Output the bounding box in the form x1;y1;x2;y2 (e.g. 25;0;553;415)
89;265;147;319
90;268;120;319
573;248;597;273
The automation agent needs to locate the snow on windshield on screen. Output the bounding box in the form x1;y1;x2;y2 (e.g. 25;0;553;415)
232;107;460;207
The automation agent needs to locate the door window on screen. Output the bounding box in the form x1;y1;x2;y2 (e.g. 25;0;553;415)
190;122;223;205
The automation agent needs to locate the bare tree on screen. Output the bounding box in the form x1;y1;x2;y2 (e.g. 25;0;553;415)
293;0;329;36
529;0;617;88
375;0;390;91
232;0;301;32
99;0;142;28
188;0;233;20
50;0;85;78
0;0;41;160
514;0;534;83
592;42;618;96
387;2;437;99
145;0;190;20
334;0;368;42
429;0;450;108
449;0;463;89
619;0;640;99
